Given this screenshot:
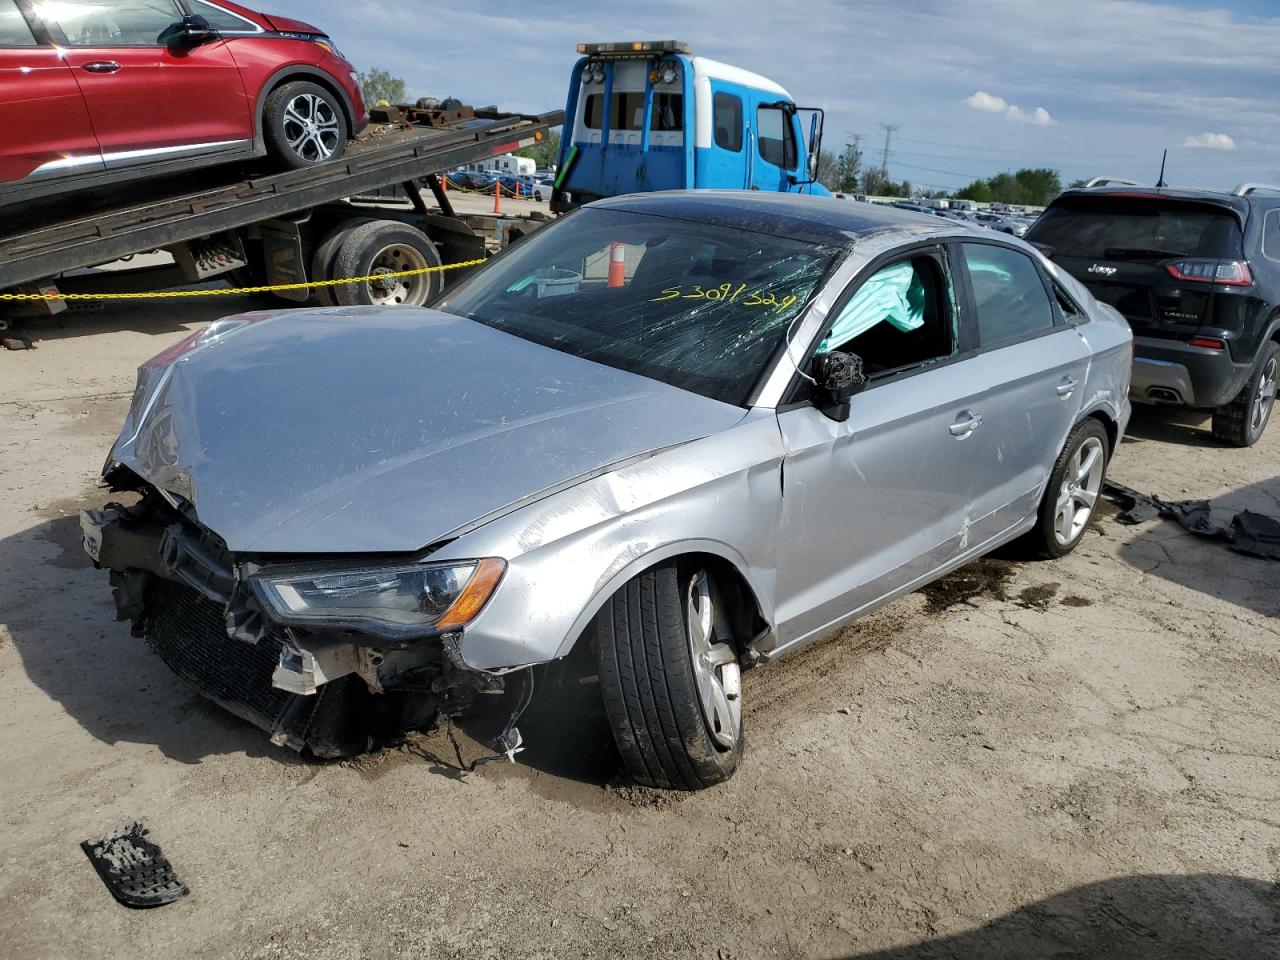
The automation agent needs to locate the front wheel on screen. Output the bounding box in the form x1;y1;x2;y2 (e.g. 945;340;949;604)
1027;418;1110;559
593;561;744;790
263;81;347;170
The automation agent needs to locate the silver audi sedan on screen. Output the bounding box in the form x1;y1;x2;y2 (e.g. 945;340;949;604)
83;192;1132;789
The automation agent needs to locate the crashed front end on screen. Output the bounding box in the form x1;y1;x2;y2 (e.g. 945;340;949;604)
82;477;513;758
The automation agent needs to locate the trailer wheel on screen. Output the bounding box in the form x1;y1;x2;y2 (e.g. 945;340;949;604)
331;221;443;307
310;218;374;307
264;81;348;170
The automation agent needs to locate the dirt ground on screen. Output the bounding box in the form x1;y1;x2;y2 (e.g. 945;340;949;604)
2;286;1278;960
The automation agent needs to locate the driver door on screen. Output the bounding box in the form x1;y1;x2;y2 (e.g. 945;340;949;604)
36;0;251;165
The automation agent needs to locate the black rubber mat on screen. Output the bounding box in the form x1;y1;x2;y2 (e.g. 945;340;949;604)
81;821;188;908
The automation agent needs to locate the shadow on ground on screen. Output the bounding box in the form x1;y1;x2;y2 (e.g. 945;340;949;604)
1121;406;1217;448
841;873;1279;959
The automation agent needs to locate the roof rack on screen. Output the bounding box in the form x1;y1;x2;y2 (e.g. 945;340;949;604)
1232;182;1280;197
1083;176;1144;188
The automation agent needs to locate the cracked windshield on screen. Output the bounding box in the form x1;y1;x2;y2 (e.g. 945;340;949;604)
437;207;839;405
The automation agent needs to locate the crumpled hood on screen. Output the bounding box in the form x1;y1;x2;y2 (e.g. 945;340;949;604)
111;307;744;554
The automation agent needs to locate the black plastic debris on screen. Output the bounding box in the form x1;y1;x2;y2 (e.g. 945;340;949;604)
82;821;188;908
1102;482;1280;560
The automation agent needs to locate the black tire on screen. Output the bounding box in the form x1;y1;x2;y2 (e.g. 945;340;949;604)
1212;341;1279;448
263;80;348;170
1026;418;1111;559
309;218;374;307
331;220;442;307
592;561;744;790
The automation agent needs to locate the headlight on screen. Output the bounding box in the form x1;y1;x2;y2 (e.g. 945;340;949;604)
251;557;505;638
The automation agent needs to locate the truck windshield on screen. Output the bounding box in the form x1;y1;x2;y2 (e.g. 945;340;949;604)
437;208;840;406
1029;196;1244;261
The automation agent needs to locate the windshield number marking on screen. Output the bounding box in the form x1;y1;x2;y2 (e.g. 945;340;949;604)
650;283;797;311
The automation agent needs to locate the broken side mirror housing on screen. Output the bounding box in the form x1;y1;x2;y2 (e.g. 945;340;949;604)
812;350;868;422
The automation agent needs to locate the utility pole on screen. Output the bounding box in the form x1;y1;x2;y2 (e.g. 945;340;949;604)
879;122;899;173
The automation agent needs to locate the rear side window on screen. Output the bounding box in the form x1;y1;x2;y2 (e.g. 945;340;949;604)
0;0;35;45
757;105;797;170
713;93;743;151
1029;197;1244;261
963;244;1056;346
1264;210;1280;262
583;93;603;129
187;0;262;33
44;0;183;45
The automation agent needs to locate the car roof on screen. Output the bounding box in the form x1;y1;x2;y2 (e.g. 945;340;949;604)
588;190;985;246
1050;186;1263;215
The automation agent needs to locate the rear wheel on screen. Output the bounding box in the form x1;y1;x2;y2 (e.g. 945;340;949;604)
1212;341;1279;447
331;221;443;307
1027;418;1110;559
309;218;374;307
263;81;347;170
593;561;743;790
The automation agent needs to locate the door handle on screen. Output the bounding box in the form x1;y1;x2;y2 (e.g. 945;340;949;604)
1056;377;1079;398
82;61;121;73
949;412;983;437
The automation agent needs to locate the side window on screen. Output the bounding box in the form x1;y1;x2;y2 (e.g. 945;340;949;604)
0;0;36;45
1264;210;1280;262
650;91;683;131
583;93;603;129
44;0;183;46
1052;281;1086;323
187;0;262;32
713;93;743;151
817;250;957;379
962;243;1055;347
757;105;796;169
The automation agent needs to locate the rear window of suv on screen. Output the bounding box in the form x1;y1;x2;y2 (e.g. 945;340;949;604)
1029;196;1244;261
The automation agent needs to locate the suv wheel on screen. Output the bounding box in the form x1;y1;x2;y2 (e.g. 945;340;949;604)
264;81;347;169
593;561;744;790
1027;418;1110;559
1212;341;1279;447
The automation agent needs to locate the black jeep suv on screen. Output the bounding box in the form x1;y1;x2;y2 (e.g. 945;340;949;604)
1028;184;1280;446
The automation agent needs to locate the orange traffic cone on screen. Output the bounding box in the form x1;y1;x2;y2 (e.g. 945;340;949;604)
440;174;447;193
607;242;626;288
515;181;522;199
493;179;501;214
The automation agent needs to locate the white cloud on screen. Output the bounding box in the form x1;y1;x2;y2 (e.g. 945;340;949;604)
1183;132;1236;150
964;90;1008;113
966;91;1053;126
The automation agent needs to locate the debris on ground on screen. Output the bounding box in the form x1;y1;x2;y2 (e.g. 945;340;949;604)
81;821;188;909
2;336;33;350
1103;482;1280;560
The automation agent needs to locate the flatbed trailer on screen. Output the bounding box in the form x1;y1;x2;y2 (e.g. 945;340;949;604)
0;107;564;325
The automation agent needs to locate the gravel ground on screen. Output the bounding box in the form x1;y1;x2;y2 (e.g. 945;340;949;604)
1;289;1278;959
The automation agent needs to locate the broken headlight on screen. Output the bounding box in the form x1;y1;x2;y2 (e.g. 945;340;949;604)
250;557;505;639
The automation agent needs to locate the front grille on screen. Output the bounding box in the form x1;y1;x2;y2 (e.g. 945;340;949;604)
144;578;370;757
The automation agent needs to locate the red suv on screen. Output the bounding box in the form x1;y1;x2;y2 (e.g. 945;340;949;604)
0;0;367;206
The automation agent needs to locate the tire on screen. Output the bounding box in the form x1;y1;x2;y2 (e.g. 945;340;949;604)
1211;341;1279;448
593;561;744;790
263;80;348;170
330;220;443;307
309;218;374;307
1027;418;1111;559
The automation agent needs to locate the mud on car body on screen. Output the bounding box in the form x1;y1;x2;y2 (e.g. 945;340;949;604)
84;192;1132;787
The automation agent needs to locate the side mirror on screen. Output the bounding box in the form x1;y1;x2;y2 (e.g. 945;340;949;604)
812;350;868;422
179;14;215;43
807;150;819;182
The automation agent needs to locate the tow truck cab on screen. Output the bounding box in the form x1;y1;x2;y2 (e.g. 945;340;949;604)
553;41;827;211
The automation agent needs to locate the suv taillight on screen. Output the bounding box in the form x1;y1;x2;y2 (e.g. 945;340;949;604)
1165;259;1253;286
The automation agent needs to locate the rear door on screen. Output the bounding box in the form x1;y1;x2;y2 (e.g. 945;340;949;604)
36;0;252;167
1027;194;1247;340
0;0;102;185
954;240;1091;543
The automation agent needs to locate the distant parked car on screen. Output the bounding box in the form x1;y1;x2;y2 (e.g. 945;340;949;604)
973;211;1026;236
84;192;1131;789
1028;183;1280;446
0;0;368;207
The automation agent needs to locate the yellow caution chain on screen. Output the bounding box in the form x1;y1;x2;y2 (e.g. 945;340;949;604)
0;257;487;302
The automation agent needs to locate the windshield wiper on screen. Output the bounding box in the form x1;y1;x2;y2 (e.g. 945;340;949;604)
1102;247;1185;260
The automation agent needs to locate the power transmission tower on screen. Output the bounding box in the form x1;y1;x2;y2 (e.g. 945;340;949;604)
879;123;899;172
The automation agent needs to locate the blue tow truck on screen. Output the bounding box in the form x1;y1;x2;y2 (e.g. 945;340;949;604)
552;40;828;211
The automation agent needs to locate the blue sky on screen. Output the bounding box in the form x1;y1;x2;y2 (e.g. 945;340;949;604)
268;0;1280;192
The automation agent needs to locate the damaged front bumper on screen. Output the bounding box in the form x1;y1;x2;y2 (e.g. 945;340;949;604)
81;494;510;758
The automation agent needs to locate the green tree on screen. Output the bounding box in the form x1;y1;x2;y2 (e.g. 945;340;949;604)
516;128;562;169
815;150;839;191
956;179;993;203
358;69;406;106
1068;178;1089;189
834;141;862;193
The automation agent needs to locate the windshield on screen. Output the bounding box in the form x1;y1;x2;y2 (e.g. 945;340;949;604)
436;208;840;406
1029;197;1243;261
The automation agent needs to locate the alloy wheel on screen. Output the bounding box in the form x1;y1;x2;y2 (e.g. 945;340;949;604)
686;570;741;750
1053;435;1105;546
1251;356;1277;436
282;94;340;163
